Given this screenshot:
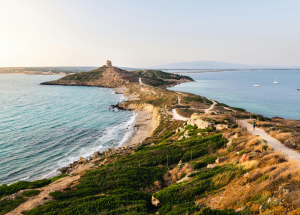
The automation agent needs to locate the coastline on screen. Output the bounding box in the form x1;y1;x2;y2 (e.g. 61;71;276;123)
113;86;156;147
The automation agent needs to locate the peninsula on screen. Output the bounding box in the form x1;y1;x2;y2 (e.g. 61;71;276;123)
1;61;300;215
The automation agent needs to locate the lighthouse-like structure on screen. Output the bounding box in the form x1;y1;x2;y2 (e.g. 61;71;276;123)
106;60;112;67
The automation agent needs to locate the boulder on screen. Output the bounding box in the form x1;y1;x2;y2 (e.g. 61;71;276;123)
240;154;250;163
78;156;87;164
59;167;69;174
279;186;290;194
207;164;217;168
178;160;182;166
222;133;231;139
191;113;201;119
267;197;284;205
235;207;244;213
233;133;241;138
187;119;212;129
215;157;227;164
183;130;190;139
215;124;229;130
152;196;161;206
93;151;100;159
259;204;265;213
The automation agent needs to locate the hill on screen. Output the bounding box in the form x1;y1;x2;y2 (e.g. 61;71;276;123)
41;66;194;88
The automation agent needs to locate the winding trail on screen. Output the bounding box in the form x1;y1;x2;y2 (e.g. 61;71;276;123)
177;96;181;105
240;119;300;162
203;100;217;113
139;78;143;85
172;109;190;121
172;98;216;121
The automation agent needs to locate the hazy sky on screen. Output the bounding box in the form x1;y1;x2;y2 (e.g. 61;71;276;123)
1;0;300;67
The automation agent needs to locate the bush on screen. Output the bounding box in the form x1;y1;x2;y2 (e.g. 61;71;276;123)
0;180;51;199
50;174;69;183
0;196;27;215
22;190;40;197
116;144;184;167
193;156;220;169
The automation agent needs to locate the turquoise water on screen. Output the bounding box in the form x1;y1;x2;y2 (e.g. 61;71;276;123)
0;74;135;185
168;70;300;119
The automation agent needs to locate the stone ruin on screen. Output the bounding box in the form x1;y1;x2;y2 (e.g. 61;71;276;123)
106;60;112;67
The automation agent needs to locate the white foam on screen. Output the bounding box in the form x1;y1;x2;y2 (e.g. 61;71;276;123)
19;176;30;181
117;113;137;147
41;170;60;179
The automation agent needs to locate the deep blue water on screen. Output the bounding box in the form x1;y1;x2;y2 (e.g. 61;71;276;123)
168;70;300;119
0;74;135;185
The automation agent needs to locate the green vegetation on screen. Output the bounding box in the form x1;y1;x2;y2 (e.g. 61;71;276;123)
132;70;193;87
50;174;69;183
61;68;104;82
22;190;40;197
0;180;50;199
154;165;247;205
0;174;68;199
0;196;27;215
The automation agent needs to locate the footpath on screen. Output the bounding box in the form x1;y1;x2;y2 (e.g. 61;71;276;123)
240;119;300;162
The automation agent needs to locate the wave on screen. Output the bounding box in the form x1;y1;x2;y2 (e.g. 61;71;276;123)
117;113;137;147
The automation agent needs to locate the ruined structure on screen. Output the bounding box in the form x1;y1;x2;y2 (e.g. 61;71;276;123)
106;60;112;67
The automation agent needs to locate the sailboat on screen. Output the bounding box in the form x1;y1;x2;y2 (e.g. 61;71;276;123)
273;76;278;84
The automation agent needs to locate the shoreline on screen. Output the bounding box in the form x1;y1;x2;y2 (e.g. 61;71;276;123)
113;86;155;147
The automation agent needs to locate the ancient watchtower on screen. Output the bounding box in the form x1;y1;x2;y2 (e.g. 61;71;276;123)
106;60;112;67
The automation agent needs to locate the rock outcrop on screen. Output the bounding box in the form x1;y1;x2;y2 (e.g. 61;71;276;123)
240;154;250;163
215;124;229;130
187;119;212;129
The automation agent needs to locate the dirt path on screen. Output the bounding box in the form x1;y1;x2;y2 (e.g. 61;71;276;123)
6;175;80;215
177;96;181;105
203;100;217;113
139;78;143;85
172;99;216;121
172;109;189;121
240;119;300;162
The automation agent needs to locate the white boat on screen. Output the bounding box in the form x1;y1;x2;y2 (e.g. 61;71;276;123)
253;84;261;87
273;76;278;84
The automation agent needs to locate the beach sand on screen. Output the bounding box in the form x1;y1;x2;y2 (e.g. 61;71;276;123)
114;87;155;146
127;110;153;146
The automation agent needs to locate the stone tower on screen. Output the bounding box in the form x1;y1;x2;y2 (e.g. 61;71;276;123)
106;60;112;67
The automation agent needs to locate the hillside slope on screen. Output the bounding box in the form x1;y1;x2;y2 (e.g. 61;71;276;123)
41;66;193;88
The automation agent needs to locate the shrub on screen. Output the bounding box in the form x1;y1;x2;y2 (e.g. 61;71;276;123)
22;190;40;197
116;144;184;167
50;174;69;183
0;180;51;199
0;196;27;215
193;156;220;169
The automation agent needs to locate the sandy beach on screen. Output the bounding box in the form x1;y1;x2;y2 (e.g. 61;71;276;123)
114;86;155;146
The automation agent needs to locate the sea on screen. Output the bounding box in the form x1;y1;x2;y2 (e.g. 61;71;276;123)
0;74;136;185
2;70;300;186
167;69;300;120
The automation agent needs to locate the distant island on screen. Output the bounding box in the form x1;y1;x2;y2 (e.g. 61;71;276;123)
2;61;300;215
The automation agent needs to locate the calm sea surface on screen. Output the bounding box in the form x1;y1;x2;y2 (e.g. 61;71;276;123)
168;70;300;119
0;74;135;185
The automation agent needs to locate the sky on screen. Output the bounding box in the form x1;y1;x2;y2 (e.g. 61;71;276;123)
0;0;300;67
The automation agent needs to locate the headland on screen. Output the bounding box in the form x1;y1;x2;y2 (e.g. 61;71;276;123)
2;62;300;214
